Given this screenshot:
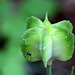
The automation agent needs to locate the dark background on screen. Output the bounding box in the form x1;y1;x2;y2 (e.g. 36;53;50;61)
0;0;75;75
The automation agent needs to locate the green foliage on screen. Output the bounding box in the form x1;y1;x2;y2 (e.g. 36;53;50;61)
20;0;59;17
0;0;61;75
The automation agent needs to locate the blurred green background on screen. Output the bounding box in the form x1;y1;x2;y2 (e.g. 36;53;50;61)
0;0;75;75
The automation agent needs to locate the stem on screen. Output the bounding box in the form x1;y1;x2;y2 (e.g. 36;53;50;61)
47;65;52;75
70;66;74;75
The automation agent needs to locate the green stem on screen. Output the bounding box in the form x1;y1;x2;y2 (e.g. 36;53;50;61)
70;66;74;75
47;65;52;75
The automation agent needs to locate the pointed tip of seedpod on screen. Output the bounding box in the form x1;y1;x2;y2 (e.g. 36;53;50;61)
44;12;51;26
44;12;49;22
45;12;48;21
43;59;47;68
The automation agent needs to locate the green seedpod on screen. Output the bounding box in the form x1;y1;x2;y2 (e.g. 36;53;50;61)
20;14;74;68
